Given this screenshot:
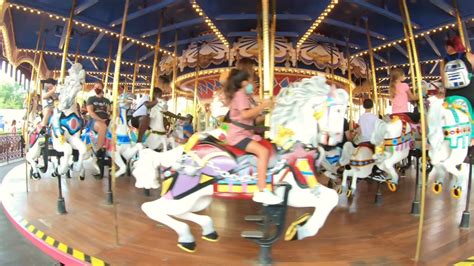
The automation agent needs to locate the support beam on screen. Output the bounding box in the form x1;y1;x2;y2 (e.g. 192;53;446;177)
87;32;105;53
228;31;298;38
323;18;386;40
109;0;176;27
394;44;408;58
119;41;133;55
89;58;99;70
424;35;441;56
139;50;154;62
348;0;420;29
74;0;99;15
164;34;214;48
141;18;204;38
312;35;360;49
58;22;68;50
430;0;455;16
373;53;387;64
60;0;77;83
215;13;311;21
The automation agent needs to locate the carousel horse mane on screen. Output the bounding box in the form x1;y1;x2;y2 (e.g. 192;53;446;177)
427;96;445;150
57;63;86;111
269;75;332;146
370;119;387;147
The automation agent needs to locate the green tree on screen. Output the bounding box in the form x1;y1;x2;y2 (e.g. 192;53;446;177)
0;81;25;109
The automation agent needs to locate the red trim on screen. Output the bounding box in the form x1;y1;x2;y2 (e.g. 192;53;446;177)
1;205;88;266
213;192;253;200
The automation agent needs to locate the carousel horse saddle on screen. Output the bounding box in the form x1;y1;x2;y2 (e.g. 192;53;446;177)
389;113;417;125
199;136;278;168
357;142;375;152
52;112;83;137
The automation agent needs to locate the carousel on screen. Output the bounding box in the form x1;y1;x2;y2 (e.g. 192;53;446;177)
0;0;474;265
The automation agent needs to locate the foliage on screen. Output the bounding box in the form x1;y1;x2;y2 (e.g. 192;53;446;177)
0;81;25;109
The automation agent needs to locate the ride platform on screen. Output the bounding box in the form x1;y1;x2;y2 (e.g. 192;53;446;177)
1;164;474;265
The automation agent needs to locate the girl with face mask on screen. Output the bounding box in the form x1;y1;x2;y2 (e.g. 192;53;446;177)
223;69;281;205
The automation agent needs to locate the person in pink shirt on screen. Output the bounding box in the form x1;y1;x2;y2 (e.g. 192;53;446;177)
224;69;281;205
389;68;420;123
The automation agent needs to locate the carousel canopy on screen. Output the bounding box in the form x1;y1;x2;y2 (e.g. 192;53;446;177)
6;0;474;87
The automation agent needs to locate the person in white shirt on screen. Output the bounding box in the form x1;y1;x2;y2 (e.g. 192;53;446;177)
131;88;162;143
356;99;379;145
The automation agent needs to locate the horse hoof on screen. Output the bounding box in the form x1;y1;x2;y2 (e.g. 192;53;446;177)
451;187;462;199
79;176;85;181
32;173;41;180
387;181;397;192
284;213;311;241
66;170;72;179
177;242;196;253
93;174;103;180
202;232;219;242
432;183;442;194
346;189;352;198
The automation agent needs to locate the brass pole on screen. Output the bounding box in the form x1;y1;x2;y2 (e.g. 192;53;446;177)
401;0;428;261
453;0;470;53
364;18;379;116
345;38;354;130
401;5;417;95
74;36;81;63
257;15;264;100
330;43;335;81
149;11;163;98
172;31;178;113
23;16;45;190
261;0;271;98
193;44;200;131
59;0;77;84
110;0;130;245
269;0;276;92
35;39;46;95
131;48;140;94
103;44;113;91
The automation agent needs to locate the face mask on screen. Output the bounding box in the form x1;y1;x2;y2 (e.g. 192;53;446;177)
245;83;254;95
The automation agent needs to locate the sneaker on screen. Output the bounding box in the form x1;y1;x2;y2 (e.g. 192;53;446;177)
252;189;283;205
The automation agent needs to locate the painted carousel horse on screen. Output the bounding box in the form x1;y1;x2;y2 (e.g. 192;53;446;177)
133;76;346;252
129;100;176;151
82;105;144;178
427;95;471;198
370;115;413;192
25;96;49;180
320;146;342;185
50;63;87;179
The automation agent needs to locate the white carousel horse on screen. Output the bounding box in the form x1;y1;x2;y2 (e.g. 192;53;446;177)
337;141;380;196
25;101;47;179
370;116;412;192
427;95;471;198
133;76;346;252
143;100;176;151
320;147;342;182
50;63;87;179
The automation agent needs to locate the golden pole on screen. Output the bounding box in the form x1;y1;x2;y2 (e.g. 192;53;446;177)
149;11;163;98
345;38;354;130
401;0;428;261
23;16;44;189
401;6;417;95
131;48;140;94
103;44;113;91
257;16;264;100
269;0;276;91
110;0;130;245
261;0;271;98
35;39;46;95
59;0;77;84
365;18;379;116
171;31;178;113
74;36;81;64
453;0;470;53
193;45;200;131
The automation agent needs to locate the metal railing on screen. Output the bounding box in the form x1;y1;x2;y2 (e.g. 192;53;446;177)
0;133;24;164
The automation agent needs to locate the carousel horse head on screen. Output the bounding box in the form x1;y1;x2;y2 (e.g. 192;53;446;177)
270;75;348;149
57;63;86;112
